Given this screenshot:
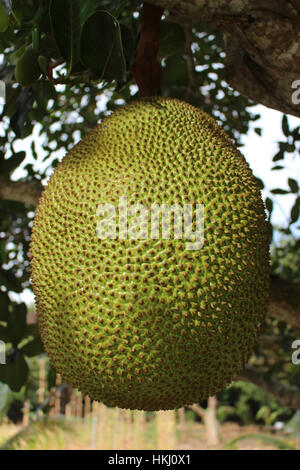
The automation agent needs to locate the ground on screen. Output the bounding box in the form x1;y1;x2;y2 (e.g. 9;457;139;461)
0;414;298;450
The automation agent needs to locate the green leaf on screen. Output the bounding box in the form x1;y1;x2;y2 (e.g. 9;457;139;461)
270;189;289;195
33;81;56;111
0;240;5;264
10;88;35;138
291;202;300;224
24;323;39;337
0;1;9;32
272;151;284;162
120;24;135;69
80;11;126;81
265;197;273;215
7;303;27;345
159;22;185;58
0;151;26;175
20;336;44;357
0;383;10;415
0;352;29;392
0;269;22;292
0;291;10;322
286;144;295;153
255;405;269;422
271;165;284;171
9;44;27;66
288;178;299;194
254;127;262;136
282;115;289;137
162;54;188;86
0;325;10;342
50;0;95;73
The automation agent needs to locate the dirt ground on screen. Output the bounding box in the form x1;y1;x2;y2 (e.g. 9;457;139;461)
177;421;298;450
0;418;298;450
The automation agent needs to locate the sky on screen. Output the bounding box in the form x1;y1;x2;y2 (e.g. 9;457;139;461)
241;105;299;236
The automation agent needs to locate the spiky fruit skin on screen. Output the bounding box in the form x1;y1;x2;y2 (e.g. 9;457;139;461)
30;97;270;411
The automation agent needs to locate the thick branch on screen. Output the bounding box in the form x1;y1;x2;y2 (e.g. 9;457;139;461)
0;176;43;206
188;403;206;420
239;365;300;410
150;0;300;117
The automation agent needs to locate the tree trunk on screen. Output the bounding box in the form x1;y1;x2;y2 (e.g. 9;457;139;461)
189;399;220;446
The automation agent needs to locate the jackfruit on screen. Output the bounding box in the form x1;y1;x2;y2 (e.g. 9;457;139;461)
30;97;270;411
15;47;40;87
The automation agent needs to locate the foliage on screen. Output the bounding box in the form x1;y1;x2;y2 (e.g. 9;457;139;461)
0;294;44;392
224;433;296;450
217;381;292;426
284;411;300;437
271;236;300;282
266;115;300;239
0;355;45;421
0;416;74;450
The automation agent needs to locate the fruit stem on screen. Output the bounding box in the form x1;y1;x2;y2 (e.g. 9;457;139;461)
32;26;40;51
131;3;163;97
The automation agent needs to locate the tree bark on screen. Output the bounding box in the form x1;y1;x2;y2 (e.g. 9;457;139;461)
189;399;220;446
0;176;43;206
131;3;163;97
150;0;300;117
205;397;220;445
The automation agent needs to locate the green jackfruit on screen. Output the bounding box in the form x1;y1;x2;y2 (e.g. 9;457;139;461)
30;97;270;411
15;47;40;87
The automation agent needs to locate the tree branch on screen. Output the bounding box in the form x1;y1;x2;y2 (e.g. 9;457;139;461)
150;0;300;117
239;365;300;410
0;176;43;206
131;2;163;97
188;403;206;420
